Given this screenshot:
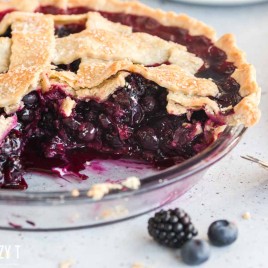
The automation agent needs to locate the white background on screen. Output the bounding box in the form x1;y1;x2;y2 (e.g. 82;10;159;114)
1;0;268;267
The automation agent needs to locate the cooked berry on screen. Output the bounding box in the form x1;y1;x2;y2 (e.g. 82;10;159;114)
136;127;159;151
22;92;39;107
54;59;81;73
148;208;198;248
208;220;238;247
55;24;86;38
141;95;156;112
181;239;210;266
78;123;96;141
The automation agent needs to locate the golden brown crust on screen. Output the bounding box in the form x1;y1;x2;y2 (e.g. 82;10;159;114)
0;0;260;128
0;0;216;38
0;12;54;111
216;34;261;126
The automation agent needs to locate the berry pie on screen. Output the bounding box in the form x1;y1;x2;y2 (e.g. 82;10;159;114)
0;0;261;189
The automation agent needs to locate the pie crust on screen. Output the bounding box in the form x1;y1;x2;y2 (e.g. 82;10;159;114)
0;0;260;142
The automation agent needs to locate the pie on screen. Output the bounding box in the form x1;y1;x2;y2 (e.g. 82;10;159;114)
0;0;261;190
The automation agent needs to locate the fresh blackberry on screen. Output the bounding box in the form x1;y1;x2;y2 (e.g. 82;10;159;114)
148;208;198;248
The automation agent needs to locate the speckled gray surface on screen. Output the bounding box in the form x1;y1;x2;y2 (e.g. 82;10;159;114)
1;1;268;267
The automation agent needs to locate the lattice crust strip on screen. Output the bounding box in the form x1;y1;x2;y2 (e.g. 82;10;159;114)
0;11;222;117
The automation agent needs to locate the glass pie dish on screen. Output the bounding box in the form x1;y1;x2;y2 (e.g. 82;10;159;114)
0;125;246;231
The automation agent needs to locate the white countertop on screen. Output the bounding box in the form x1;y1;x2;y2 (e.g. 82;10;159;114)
2;1;268;267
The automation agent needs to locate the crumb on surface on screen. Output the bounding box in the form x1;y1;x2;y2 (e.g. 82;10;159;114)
59;259;75;268
122;176;141;190
71;189;80;197
87;176;141;200
87;183;123;200
242;212;251;220
100;205;129;219
132;263;144;268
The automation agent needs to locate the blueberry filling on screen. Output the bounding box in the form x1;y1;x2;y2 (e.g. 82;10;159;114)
0;74;216;189
54;59;81;73
55;23;86;38
0;7;242;189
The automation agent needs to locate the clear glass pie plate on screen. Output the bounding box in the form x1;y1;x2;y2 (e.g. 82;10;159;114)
0;125;246;231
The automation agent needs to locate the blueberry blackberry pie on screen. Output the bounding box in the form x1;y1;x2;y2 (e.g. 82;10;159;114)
0;0;260;189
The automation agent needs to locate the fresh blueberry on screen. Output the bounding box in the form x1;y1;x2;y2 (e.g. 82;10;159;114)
181;239;210;265
181;239;210;266
208;220;238;247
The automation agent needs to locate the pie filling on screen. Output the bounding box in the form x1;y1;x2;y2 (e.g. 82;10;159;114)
0;7;242;190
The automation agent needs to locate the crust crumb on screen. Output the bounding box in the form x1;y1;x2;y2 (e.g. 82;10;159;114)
87;177;141;200
60;96;76;117
71;189;80;197
100;205;129;219
132;263;147;268
242;212;251;220
59;259;75;268
121;176;141;190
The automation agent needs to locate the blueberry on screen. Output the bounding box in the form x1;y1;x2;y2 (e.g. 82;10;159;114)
62;118;80;130
19;109;34;122
136;127;159;151
69;59;81;73
181;239;210;266
56;26;72;38
114;91;131;107
141;96;156;113
131;104;144;125
85;110;98;122
99;114;111;129
78;123;96;142
22;92;38;107
208;220;238;247
106;134;123;148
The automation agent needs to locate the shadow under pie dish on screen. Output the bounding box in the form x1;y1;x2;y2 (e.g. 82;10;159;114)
0;0;260;191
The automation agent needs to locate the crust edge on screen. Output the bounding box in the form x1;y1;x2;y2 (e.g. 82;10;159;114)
216;34;261;127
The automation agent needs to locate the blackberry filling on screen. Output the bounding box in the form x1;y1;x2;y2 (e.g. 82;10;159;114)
0;8;242;190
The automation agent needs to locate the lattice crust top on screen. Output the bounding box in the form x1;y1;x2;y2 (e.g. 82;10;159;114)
0;0;216;38
0;8;261;128
0;12;221;114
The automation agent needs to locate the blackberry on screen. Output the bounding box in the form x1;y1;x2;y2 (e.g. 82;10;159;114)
148;208;198;248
